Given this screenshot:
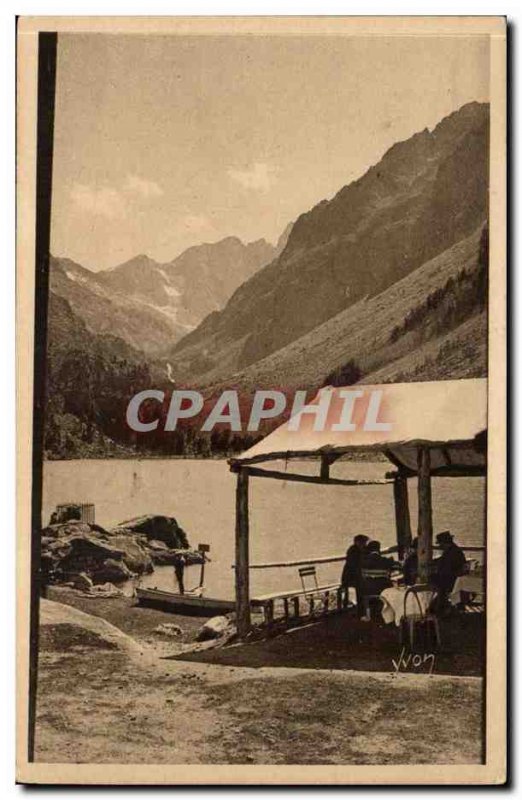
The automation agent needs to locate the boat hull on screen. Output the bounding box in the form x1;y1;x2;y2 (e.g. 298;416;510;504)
136;587;235;616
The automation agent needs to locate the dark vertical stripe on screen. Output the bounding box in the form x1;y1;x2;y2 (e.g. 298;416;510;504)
28;31;57;764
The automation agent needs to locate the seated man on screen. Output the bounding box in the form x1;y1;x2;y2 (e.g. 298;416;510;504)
361;540;399;617
431;530;466;595
341;534;369;617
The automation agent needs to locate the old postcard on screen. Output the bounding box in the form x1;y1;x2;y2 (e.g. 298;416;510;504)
16;16;506;784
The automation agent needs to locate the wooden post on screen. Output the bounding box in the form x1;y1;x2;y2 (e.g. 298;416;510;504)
393;472;412;560
323;591;330;614
320;455;330;480
235;468;251;637
417;447;433;583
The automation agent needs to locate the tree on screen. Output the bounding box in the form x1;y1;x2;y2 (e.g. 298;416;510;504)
322;359;363;387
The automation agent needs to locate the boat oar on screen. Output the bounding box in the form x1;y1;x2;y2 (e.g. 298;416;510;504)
197;543;211;592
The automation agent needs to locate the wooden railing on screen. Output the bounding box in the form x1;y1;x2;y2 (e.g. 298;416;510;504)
247;547;396;571
241;544;484;571
238;544;485;628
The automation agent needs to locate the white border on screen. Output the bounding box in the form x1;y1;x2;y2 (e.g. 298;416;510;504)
4;4;517;796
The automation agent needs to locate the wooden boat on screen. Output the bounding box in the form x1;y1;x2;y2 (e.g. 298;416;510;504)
135;586;235;616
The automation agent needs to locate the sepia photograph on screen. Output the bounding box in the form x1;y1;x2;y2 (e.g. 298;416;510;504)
16;16;506;785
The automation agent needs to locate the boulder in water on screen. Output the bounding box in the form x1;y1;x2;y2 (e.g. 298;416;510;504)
102;532;153;574
43;521;102;539
40;520;152;583
42;530;125;581
148;539;169;552
149;547;202;566
111;515;189;549
92;558;133;583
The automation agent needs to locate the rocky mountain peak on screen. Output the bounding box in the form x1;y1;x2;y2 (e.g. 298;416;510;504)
169;101;489;385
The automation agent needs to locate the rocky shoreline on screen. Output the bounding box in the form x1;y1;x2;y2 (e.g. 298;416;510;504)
41;512;203;589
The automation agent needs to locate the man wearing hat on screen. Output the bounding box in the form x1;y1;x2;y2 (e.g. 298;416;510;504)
432;530;466;595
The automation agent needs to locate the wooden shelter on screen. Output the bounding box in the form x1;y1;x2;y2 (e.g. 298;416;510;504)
229;378;487;637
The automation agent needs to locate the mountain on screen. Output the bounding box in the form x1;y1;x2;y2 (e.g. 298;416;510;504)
50;236;278;355
49;256;181;354
167;102;489;386
207;225;487;393
99;253;179;313
44;291;155;458
148;235;277;323
273;221;294;257
47;289;141;363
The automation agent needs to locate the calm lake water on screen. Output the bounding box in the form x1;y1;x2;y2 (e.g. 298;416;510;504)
42;459;486;600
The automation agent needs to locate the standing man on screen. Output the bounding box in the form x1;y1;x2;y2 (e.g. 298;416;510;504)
173;553;186;595
341;534;369;617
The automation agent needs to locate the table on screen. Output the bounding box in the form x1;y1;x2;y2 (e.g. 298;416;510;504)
449;574;485;605
380;586;434;627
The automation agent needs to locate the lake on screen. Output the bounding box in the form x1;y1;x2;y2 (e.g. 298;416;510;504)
42;458;486;600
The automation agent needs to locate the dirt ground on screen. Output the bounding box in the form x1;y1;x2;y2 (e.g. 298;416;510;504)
35;594;484;765
46;586;205;644
178;608;484;676
47;587;484;676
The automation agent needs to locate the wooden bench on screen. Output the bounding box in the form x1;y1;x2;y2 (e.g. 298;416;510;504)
251;583;350;626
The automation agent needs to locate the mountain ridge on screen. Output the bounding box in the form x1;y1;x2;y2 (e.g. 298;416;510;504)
201;224;487;393
50;233;282;354
167;101;489;384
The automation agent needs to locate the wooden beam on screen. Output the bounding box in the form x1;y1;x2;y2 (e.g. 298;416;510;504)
320;451;343;480
235;468;251;637
243;465;393;487
434;545;485;552
429;465;486;478
393;472;412;560
230;451;485;479
233;542;483;572
417;447;433;583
